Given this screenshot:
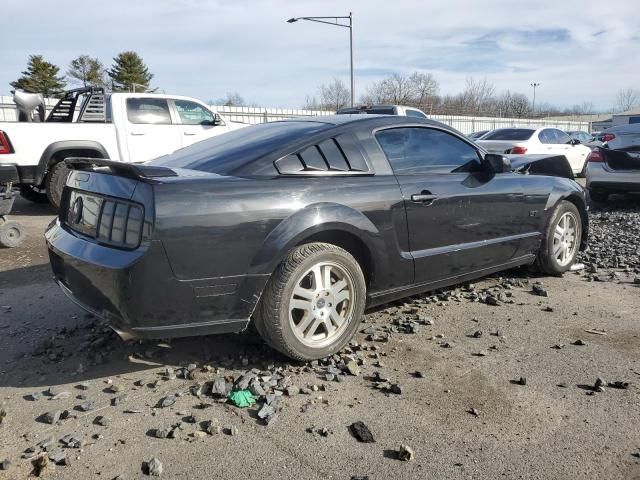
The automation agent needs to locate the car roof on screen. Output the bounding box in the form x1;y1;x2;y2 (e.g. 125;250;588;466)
277;113;447;129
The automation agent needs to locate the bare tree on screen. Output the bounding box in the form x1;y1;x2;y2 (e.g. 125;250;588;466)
615;88;640;112
318;78;350;111
460;77;496;114
214;92;245;106
509;93;530;118
408;72;439;109
359;72;439;109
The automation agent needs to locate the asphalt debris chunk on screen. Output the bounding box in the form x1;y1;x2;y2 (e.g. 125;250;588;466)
349;421;375;443
398;444;415;461
144;457;163;476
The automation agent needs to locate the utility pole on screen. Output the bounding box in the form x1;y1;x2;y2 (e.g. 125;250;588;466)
530;82;540;115
287;13;354;106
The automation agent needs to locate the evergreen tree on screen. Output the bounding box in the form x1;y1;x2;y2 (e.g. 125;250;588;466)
108;51;153;92
67;55;106;88
10;55;66;96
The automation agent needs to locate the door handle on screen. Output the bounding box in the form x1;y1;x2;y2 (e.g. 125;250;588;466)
130;131;146;136
183;132;197;136
411;193;438;204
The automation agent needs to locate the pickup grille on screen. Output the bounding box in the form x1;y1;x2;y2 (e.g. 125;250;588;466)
65;190;144;249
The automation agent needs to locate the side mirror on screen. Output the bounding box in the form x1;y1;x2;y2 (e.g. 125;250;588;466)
484;153;511;173
213;113;225;126
570;138;581;145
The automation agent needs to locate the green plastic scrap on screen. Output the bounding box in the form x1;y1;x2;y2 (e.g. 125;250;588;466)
227;389;256;408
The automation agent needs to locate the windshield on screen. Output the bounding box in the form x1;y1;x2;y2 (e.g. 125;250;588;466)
148;121;330;174
482;129;535;141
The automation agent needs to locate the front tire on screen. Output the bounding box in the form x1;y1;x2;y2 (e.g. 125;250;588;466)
536;201;582;275
254;242;366;361
45;161;71;209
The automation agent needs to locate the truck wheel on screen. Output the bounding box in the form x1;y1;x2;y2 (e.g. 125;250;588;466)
45;161;71;209
536;201;582;275
19;185;49;204
0;220;25;248
255;242;366;361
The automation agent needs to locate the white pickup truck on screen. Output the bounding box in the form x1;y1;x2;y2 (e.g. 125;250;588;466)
0;87;245;207
336;104;429;118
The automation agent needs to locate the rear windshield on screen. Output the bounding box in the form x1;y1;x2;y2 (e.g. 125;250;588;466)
148;121;330;174
482;129;535;141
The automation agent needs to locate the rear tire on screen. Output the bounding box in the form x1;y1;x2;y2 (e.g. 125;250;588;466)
536;201;582;275
589;189;609;203
45;161;71;209
19;185;49;204
254;242;366;361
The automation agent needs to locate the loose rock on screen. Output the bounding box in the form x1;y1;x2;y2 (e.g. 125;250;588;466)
145;457;163;476
398;445;415;461
349;421;375;443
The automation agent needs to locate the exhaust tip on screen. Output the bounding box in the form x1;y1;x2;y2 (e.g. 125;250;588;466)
110;325;136;342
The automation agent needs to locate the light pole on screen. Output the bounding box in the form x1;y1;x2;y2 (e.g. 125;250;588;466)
530;82;540;115
287;13;354;107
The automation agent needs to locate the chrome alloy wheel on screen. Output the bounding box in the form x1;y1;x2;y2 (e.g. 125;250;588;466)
288;261;355;348
553;211;579;267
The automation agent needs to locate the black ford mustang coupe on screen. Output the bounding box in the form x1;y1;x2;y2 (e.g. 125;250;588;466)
46;115;587;360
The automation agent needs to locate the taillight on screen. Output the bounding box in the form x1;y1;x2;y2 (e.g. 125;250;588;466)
601;133;615;142
510;146;528;154
0;131;13;154
587;150;605;163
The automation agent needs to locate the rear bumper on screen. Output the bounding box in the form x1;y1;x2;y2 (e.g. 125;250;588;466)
46;220;269;339
586;162;640;193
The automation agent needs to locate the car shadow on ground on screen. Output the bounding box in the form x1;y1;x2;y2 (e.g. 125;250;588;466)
0;314;296;390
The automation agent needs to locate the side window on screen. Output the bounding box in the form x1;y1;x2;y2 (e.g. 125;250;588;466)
406;109;427;118
126;98;172;124
553;129;572;144
174;100;215;125
538;129;552;144
376;127;481;175
274;135;369;175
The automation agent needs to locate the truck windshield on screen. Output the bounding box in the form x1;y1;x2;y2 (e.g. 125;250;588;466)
482;129;535;141
148;121;330;174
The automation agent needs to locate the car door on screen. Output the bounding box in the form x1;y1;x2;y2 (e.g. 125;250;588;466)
172;99;225;147
554;129;589;172
123;97;182;162
538;128;565;155
375;126;525;285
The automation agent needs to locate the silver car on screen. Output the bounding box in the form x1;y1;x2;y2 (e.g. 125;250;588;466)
585;147;640;202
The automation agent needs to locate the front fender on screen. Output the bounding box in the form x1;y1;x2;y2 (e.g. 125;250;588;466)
544;180;589;250
248;202;387;278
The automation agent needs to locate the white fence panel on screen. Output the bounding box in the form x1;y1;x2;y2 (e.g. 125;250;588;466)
0;97;589;132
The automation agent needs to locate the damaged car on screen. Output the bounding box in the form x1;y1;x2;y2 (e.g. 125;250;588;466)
46;115;588;360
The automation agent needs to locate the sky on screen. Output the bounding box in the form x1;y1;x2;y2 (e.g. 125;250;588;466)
1;0;638;111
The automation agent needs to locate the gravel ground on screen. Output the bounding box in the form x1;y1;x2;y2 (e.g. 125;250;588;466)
0;192;639;480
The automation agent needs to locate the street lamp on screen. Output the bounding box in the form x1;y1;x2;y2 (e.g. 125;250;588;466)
287;13;354;107
530;82;540;115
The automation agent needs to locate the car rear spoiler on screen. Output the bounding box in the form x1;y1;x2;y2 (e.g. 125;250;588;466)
65;157;178;180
